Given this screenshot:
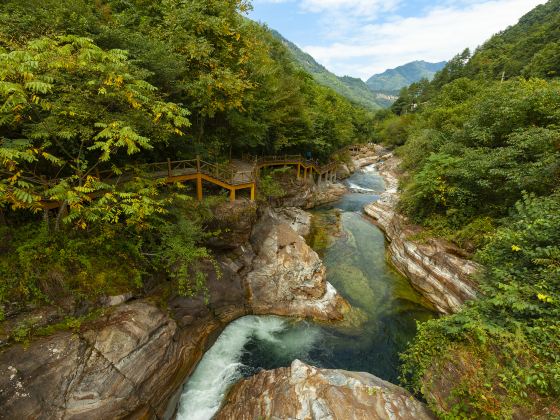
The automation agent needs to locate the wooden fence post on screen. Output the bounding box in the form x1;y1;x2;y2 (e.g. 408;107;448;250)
167;158;172;177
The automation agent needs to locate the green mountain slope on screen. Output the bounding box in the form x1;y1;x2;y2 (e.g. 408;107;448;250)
366;60;446;94
270;30;381;110
378;1;560;417
465;0;560;79
393;0;560;112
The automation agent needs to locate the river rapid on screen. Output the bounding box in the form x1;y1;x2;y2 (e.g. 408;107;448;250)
176;165;436;420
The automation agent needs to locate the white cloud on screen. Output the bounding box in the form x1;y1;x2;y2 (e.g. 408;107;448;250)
299;0;546;79
300;0;401;16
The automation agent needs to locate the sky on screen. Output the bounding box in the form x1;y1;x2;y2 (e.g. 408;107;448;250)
248;0;547;80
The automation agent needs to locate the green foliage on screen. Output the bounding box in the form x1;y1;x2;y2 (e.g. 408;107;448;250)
150;201;220;301
375;113;417;147
0;34;189;223
401;193;560;418
0;223;144;309
393;3;560;417
398;79;560;229
0;193;218;315
258;170;286;201
0;0;373;322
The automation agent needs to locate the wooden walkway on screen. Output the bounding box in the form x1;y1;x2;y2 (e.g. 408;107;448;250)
32;149;355;209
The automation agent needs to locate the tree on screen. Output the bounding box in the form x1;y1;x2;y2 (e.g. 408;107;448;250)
0;35;190;229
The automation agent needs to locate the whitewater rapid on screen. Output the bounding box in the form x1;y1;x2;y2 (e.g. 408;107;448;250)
175;316;321;420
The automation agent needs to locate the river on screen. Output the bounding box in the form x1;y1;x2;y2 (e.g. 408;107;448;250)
176;165;436;420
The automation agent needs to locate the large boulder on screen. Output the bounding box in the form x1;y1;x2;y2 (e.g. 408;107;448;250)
272;207;312;237
311;182;348;208
216;359;435;420
247;209;348;321
0;302;183;419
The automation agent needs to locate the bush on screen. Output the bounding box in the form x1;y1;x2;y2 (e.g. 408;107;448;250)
401;193;560;419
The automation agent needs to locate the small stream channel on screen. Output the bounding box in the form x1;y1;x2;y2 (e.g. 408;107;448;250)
176;165;436;420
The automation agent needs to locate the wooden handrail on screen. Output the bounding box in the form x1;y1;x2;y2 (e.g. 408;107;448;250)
6;144;369;208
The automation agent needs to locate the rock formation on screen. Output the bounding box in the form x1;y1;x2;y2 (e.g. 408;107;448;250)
247;209;348;321
216;359;435;420
0;207;348;419
364;153;479;314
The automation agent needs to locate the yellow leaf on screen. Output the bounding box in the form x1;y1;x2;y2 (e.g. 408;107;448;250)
537;293;553;303
511;245;522;252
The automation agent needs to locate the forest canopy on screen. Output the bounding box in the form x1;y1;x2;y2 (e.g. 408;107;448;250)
374;1;560;418
0;0;373;319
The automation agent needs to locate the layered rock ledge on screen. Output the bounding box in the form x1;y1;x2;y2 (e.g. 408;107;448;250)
216;359;435;420
364;153;479;314
0;207;347;419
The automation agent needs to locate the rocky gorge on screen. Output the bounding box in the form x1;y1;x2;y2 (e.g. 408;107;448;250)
363;152;479;314
0;145;476;419
0;204;348;419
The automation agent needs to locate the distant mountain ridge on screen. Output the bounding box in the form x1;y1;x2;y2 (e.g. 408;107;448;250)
269;30;447;109
366;60;447;94
270;30;382;110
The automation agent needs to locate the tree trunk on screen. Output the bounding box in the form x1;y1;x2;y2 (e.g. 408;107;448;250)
55;200;68;231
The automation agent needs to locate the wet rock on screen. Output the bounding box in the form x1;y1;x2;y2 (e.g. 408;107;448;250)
248;209;349;321
311;182;348;208
216;359;435;420
364;153;479;314
351;144;384;170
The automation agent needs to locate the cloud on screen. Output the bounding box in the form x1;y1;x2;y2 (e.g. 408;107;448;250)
300;0;401;16
254;0;401;17
298;0;546;79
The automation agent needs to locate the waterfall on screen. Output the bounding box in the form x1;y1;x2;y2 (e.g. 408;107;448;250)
176;316;320;420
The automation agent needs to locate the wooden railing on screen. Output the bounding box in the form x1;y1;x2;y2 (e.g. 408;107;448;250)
6;145;368;209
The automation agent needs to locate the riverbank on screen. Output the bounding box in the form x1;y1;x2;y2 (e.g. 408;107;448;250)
0;145;433;419
364;152;479;314
217;359;435;420
0;204;349;419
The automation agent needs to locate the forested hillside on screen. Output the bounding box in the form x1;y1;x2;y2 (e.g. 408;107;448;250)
271;30;382;110
0;0;374;326
374;0;560;418
366;60;446;95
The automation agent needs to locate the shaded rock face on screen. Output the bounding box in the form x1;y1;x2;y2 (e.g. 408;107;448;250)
205;200;258;250
216;359;435;420
247;209;348;321
364;154;479;314
0;208;348;419
277;180;348;209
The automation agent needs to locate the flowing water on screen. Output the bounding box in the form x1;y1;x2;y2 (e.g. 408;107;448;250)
176;165;436;420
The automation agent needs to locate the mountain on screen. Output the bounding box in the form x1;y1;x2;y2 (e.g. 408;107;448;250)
366;61;447;94
270;30;382;110
460;0;560;79
398;0;560;103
